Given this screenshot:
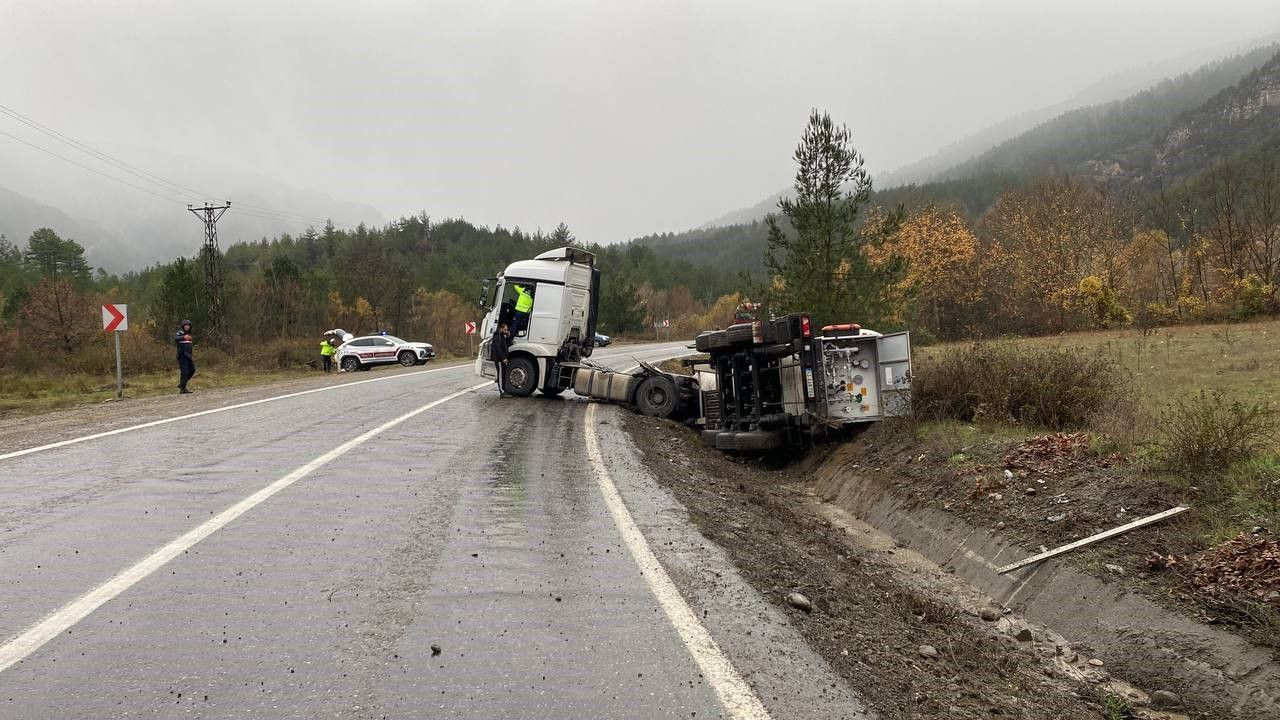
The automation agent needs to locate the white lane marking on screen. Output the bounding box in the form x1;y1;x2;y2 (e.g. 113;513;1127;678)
0;381;491;674
0;344;688;463
0;363;472;462
583;403;771;720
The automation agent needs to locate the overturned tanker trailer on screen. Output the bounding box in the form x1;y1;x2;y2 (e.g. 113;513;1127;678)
471;249;910;452
571;313;912;453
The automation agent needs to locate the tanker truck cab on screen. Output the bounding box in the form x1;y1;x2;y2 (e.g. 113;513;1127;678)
475;247;600;397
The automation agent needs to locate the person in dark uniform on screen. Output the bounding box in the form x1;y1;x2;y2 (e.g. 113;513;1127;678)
490;322;512;397
175;320;196;394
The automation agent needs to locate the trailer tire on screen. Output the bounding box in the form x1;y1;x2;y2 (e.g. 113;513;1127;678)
706;330;730;350
634;375;679;418
731;430;784;452
700;430;722;446
539;385;566;397
715;432;739;451
504;356;539;397
694;331;716;352
726;322;754;345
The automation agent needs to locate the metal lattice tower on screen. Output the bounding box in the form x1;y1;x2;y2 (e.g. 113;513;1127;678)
188;202;231;340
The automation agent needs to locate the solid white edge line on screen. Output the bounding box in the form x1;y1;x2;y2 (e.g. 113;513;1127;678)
0;381;491;674
0;362;468;462
1;343;690;463
584;402;770;720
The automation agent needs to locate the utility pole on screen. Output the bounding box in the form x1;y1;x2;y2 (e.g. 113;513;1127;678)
188;202;231;344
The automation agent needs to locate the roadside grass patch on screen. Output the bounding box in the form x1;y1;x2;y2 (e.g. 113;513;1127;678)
1156;391;1278;472
0;367;310;417
912;341;1133;431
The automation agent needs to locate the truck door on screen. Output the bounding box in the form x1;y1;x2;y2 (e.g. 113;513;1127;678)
875;332;912;417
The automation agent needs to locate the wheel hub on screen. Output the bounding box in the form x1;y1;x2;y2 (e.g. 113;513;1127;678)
509;366;529;388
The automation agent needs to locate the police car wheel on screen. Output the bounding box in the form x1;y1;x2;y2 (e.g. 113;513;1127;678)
505;357;538;397
398;351;417;367
340;356;361;372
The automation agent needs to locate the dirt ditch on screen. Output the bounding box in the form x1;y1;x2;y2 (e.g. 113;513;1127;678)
623;414;1279;720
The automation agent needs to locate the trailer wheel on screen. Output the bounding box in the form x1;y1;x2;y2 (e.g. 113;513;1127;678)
694;331;716;352
706;330;730;350
700;430;722;446
504;357;538;397
731;430;784;452
714;432;738;451
726;322;754;345
634;375;679;418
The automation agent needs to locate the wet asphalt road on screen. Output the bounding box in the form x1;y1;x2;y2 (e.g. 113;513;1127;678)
0;342;865;719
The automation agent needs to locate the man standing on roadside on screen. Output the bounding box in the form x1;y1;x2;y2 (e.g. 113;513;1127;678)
490;322;512;397
175;319;196;394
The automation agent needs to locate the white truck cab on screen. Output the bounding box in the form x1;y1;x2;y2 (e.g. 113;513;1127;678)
475;247;600;396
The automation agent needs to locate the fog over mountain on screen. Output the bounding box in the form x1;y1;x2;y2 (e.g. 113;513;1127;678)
2;0;1278;270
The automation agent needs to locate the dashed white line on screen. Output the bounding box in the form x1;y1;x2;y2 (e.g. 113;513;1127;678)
0;381;490;674
583;402;771;720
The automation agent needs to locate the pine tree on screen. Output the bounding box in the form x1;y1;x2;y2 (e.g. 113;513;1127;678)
764;109;900;327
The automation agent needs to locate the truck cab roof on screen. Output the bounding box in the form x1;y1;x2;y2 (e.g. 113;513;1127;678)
502;247;596;284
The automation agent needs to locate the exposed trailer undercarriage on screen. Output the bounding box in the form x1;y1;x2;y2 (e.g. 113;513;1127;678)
574;313;912;453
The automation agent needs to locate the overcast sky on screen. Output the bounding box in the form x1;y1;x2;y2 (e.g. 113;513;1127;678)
3;0;1279;245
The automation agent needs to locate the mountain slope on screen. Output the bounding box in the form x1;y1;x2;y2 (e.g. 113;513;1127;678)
939;44;1280;185
0;140;384;272
0;186;117;261
702;40;1280;230
880;35;1280;188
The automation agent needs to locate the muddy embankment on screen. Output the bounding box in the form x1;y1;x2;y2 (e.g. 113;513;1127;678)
811;443;1280;720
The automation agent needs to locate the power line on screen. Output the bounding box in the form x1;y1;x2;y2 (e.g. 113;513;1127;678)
0;102;352;226
0;130;188;205
0;102;207;202
232;202;333;223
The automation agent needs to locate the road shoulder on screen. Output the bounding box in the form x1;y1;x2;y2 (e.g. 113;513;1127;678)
591;403;872;720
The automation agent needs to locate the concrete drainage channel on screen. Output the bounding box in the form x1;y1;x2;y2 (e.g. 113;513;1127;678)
810;465;1280;719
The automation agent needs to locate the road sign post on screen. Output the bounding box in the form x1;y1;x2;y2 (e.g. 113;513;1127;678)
102;304;128;399
113;330;123;399
465;320;477;357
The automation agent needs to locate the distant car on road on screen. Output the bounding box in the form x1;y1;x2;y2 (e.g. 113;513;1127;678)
336;335;434;371
594;332;612;347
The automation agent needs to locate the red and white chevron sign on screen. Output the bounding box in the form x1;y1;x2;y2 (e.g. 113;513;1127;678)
101;304;128;332
464;321;477;335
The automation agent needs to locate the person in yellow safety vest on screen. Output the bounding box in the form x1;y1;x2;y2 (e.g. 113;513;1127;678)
512;283;533;335
320;337;336;372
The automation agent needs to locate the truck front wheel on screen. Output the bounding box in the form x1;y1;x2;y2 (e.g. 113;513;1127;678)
504;357;539;397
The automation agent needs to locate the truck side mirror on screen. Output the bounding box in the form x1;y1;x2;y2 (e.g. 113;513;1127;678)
478;279;493;310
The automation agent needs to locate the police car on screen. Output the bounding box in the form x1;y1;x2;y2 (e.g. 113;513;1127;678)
336;334;435;371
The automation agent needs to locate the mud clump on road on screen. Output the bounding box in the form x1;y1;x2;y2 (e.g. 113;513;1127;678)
623;414;1110;720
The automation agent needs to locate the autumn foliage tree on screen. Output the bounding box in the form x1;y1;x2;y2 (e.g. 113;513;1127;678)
19;277;96;354
867;205;978;338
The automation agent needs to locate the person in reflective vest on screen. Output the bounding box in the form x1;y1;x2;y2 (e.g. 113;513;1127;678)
174;320;195;394
320;337;335;372
512;283;533;335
